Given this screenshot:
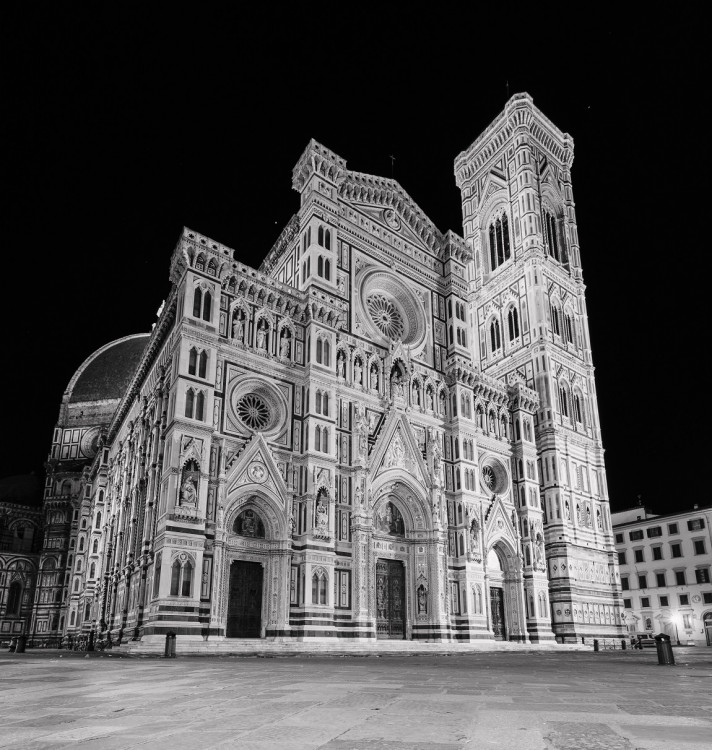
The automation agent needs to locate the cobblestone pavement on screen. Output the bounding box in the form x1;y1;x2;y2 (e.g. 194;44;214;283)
1;648;710;749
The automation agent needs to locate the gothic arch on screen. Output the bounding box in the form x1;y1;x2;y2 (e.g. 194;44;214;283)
369;474;432;534
224;487;288;541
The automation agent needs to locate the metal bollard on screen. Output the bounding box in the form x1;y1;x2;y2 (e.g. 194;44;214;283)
593;639;599;652
621;639;627;650
654;633;675;666
164;631;176;658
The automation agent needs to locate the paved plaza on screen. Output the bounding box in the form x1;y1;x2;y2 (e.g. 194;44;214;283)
1;647;711;749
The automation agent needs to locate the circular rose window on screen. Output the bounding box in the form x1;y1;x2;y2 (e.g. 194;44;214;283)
229;377;286;436
480;458;508;495
358;269;426;347
367;293;405;339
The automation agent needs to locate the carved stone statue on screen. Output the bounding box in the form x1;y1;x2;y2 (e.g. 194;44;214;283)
315;498;328;530
337;352;345;378
370;366;378;390
417;584;427;614
280;332;291;358
232;315;244;342
469;519;480;554
256;322;267;350
354;359;362;386
180;479;196;506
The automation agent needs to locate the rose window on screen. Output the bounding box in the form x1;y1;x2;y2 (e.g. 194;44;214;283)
237;394;270;430
367;294;404;340
481;465;496;491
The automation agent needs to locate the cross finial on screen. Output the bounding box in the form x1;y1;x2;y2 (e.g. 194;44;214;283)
389;154;395;179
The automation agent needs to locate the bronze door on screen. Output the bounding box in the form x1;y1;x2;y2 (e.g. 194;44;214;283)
227;561;263;638
490;586;506;640
376;559;405;639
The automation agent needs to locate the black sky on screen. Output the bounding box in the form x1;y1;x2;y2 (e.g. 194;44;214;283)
2;7;703;515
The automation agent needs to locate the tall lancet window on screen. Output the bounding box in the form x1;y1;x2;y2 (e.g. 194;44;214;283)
488;212;511;272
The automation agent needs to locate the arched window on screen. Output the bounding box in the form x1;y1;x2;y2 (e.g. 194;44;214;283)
322;392;329;416
559;386;569;418
188;347;198;375
185;389;195;418
317;255;324;277
324;229;331;250
195;391;205;421
574;394;583;424
551;304;561;336
70;611;76;626
202;290;212;322
323;339;331;367
198;351;208;378
78;537;84;551
490;319;501;352
324;258;331;281
61;480;72;496
507;307;520;341
316;338;323;363
488;212;511;271
95;512;101;529
92;539;98;554
311;569;327;604
564;313;575;344
7;581;22;615
153;553;162;597
89;563;95;579
192;287;202;318
449;326;454;345
170;560;181;596
181;561;193;597
544;208;560;262
207;258;217;276
195;254;205;271
318;226;324;246
73;578;80;592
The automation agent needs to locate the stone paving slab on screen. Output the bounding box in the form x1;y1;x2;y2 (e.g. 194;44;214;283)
1;647;710;749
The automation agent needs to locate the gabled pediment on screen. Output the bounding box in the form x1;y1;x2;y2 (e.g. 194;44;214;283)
369;411;430;488
484;495;518;549
225;433;289;510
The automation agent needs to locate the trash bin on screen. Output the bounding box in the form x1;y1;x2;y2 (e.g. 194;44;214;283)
621;639;627;650
164;631;176;658
654;633;675;666
15;635;26;653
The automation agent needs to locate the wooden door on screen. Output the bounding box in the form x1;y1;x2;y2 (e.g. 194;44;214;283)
376;559;405;639
226;561;263;638
490;586;506;640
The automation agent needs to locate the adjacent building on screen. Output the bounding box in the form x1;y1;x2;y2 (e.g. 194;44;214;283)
21;93;624;650
612;504;712;646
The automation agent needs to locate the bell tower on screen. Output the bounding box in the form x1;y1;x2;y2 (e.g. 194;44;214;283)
454;94;625;642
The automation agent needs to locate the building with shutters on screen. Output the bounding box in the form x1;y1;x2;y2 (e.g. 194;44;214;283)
612;504;712;647
28;93;625;650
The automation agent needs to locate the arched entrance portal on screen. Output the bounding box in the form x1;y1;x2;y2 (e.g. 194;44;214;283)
487;547;506;640
375;501;407;639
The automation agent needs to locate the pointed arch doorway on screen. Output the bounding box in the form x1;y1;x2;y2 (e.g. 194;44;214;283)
487;547;507;640
227;560;263;638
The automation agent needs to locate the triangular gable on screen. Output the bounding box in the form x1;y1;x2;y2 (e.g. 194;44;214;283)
225;433;289;510
480;172;508;209
369;411;430;488
484;495;518;549
351;202;432;254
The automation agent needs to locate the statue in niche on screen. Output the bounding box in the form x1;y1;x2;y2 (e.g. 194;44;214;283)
232;313;244;343
280;330;291;358
596;509;603;530
180;479;197;506
417;584;427;614
426;388;434;411
469;519;480;556
370;365;378;391
337;351;345;378
413;382;421;406
354;359;362;386
535;533;544;567
315;496;328;531
431;438;443;476
565;500;571;521
256;321;267;350
585;505;591;527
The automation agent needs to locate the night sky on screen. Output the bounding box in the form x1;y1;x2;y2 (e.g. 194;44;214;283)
3;8;702;515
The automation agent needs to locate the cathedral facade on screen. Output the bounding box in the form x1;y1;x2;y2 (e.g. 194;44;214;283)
31;94;625;648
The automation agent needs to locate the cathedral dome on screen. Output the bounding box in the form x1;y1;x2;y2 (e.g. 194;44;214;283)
66;334;150;404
